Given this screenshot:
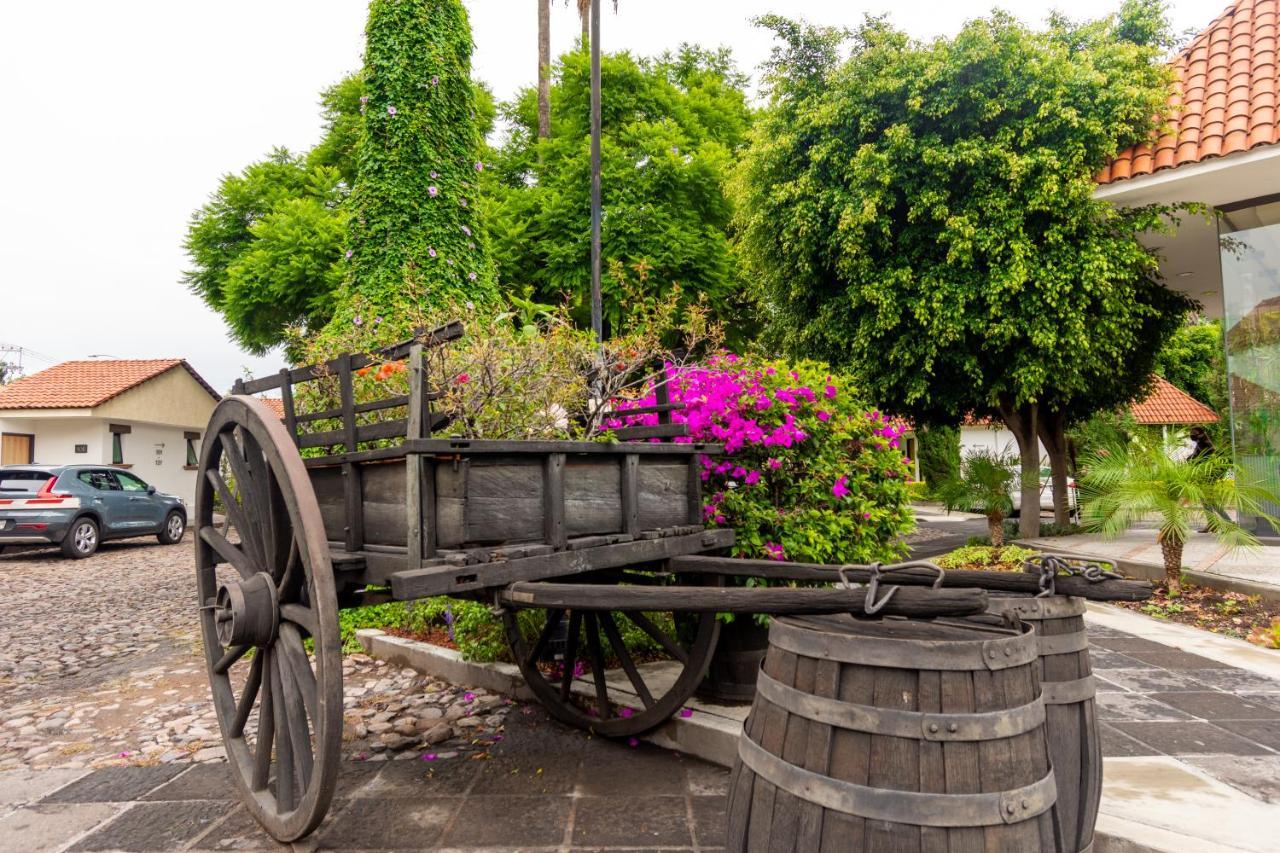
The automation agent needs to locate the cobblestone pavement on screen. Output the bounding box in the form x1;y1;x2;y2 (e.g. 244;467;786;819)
0;541;509;774
0;702;730;852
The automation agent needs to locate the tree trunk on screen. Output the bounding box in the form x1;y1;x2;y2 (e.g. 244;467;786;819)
1038;407;1072;527
1159;534;1183;590
988;513;1005;547
537;0;551;138
997;395;1043;540
578;0;590;42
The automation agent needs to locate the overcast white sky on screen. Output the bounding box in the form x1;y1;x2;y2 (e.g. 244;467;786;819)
0;0;1228;392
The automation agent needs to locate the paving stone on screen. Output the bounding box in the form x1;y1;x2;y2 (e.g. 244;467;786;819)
1099;723;1162;757
1148;691;1280;721
1184;755;1280;803
574;747;691;797
443;794;571;846
354;757;481;799
1089;650;1149;669
1119;650;1234;670
311;796;456;850
141;763;236;801
690;794;727;847
1091;674;1129;693
468;754;580;795
1094;693;1193;722
572;795;693;847
0;802;122;853
1095;669;1215;694
686;762;730;797
41;764;186;803
0;767;88;805
185;803;292;851
1110;721;1276;755
1212;719;1280;751
69;800;232;851
1183;668;1280;694
1089;637;1174;653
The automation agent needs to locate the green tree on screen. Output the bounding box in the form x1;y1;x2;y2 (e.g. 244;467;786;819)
1154;319;1228;419
1079;435;1278;590
916;424;961;491
333;0;499;328
486;44;753;335
736;5;1191;539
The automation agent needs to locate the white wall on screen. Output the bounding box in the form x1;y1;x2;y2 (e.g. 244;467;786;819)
959;425;1047;464
0;416;199;504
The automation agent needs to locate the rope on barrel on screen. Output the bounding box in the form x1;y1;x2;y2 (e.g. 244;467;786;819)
1023;552;1122;598
839;561;946;615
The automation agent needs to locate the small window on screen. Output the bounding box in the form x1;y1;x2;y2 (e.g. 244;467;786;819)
78;470;119;491
112;432;124;465
186;437;198;466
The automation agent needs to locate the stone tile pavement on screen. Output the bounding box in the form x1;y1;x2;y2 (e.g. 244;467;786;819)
0;701;730;852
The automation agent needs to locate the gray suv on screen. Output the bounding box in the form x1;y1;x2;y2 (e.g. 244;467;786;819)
0;465;187;558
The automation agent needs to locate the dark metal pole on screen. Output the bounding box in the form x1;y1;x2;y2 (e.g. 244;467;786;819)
589;0;603;350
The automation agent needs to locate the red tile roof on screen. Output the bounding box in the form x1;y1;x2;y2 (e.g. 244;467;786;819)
0;359;220;410
258;397;286;419
1099;0;1279;184
1128;376;1221;424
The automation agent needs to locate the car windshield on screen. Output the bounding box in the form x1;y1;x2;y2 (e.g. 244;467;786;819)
0;470;54;492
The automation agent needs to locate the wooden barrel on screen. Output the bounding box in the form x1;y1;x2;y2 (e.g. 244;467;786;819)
726;614;1060;852
699;617;771;702
987;595;1100;853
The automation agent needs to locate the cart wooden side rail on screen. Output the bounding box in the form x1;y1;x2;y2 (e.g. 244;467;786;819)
193;328;1151;842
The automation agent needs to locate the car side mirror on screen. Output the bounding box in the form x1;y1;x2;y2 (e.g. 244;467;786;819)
146;485;156;495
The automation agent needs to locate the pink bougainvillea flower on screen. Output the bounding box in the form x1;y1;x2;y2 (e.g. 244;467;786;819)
744;470;761;486
832;476;851;499
863;511;872;519
767;457;782;470
824;384;837;399
765;366;776;376
680;708;694;718
428;247;437;258
428;185;439;197
817;410;830;422
620;707;634;718
763;542;786;561
754;395;772;411
628;737;639;747
422;753;437;761
387;105;397;116
454;373;470;385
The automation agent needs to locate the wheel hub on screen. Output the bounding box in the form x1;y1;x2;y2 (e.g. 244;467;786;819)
215;572;279;647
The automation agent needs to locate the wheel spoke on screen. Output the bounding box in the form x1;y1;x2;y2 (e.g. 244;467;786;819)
623;610;688;664
583;613;612;720
280;603;318;637
237;427;278;568
220;429;269;569
213;644;249;675
270;652;295;812
600;612;654;708
200;525;257;579
277;539;300;599
525;608;565;669
560;611;582;702
276;637;315;792
253;648;275;792
205;468;258;569
277;624;319;724
231;652;264;738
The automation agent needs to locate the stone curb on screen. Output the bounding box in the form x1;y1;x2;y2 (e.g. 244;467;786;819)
1025;542;1280;603
354;628;744;767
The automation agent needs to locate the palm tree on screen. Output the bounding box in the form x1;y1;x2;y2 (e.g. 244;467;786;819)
1078;434;1280;591
937;449;1018;546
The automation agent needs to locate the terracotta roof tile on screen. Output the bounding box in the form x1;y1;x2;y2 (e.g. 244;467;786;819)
258;397;286;419
1129;376;1220;424
0;359;220;410
1099;0;1280;184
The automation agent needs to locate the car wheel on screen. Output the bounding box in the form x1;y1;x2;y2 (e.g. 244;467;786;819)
62;518;100;559
158;511;186;545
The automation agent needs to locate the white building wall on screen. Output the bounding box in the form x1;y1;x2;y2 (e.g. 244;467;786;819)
114;421;199;505
0;416;106;465
959;425;1047;464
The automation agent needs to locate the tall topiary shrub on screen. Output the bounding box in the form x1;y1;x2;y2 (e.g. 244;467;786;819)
335;0;498;327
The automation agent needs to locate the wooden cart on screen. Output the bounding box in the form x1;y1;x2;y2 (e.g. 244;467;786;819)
193;325;1147;841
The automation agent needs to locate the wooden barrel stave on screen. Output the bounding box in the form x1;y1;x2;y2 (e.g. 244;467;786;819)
727;616;1060;852
989;595;1101;853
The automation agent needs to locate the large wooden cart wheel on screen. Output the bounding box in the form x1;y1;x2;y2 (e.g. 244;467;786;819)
194;397;341;842
502;574;722;737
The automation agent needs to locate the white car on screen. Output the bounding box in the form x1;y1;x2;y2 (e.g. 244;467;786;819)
1010;466;1078;517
